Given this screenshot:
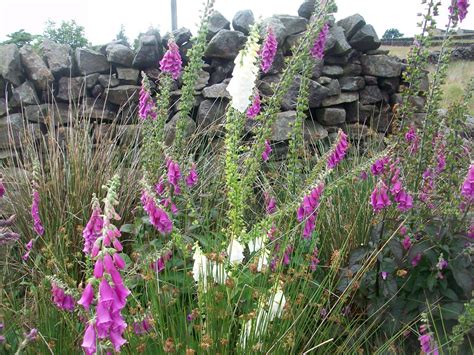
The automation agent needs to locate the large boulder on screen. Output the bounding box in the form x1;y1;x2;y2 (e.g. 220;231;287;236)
322;92;359;107
314;107;346;125
298;0;316;20
349;25;381;51
260;17;287;45
116;68;139;84
322;65;344;77
360;85;383;104
0;113;42;149
12;81;39;107
19;45;54;91
0;44;24;86
271;110;328;141
164;111;196;146
133;30;163;69
273;15;308;37
281;76;330;110
339;76;365;91
98;74;119;88
41;39;72;77
336;14;366;40
317;77;341;96
24;103;72;125
205;30;246;59
202;83;231;99
162;27;192;47
105;85;140;105
56;77;85;101
75;48;110;75
196;99;228;128
325;26;352;56
208;11;231;39
0;98;7;117
361;55;401;77
105;43;135;66
232;10;255;35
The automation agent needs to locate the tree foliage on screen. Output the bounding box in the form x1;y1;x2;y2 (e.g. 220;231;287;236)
382;28;404;40
115;24;130;47
2;29;39;47
43;20;89;49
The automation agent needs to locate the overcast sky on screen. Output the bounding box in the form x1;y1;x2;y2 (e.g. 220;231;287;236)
0;0;472;45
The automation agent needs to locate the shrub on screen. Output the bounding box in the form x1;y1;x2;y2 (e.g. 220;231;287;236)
43;20;89;48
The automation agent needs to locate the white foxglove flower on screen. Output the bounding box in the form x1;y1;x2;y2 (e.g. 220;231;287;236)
227;239;245;265
211;262;228;284
192;243;209;283
227;27;260;113
268;288;286;321
248;236;265;253
239;308;268;348
256;249;270;272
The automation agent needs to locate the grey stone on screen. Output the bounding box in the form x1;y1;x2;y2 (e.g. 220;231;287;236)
41;39;72;77
311;59;324;79
75;48;110;75
282;76;330;110
337;14;366;40
326;26;352;56
98;74;120;88
0;44;24;86
133;31;163;69
193;70;210;90
260;17;287;45
105;85;140;105
208;11;230;39
0;98;7;116
209;59;234;84
162;28;192;47
361;55;401;78
322;92;359;107
19;45;54;91
105;43;134;66
164;111;196;146
258;75;281;96
85;73;100;89
91;84;104;98
378;77;400;94
205;30;246;59
57;77;85;101
274;15;308;37
321;78;341;96
80;98;117;120
196;99;228;127
364;75;378;85
0;113;42;149
339;76;365;91
24;103;71;125
344;123;371;140
360;85;383;104
232;10;255;35
298;0;316;20
322;65;344;77
116;68;139;84
271;110;328;141
266;50;285;75
12;81;39;107
315;108;346;125
284;32;304;54
349;25;381;51
202;83;231;99
343;63;362;76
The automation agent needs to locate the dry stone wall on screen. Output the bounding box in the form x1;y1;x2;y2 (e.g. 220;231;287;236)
0;1;430;160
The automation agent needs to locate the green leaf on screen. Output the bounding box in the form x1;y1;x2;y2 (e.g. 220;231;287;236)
440;302;464;320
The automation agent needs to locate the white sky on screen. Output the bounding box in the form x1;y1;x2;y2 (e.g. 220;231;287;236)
0;0;472;45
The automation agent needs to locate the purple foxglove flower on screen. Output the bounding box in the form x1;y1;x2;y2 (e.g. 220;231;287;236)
461;165;474;202
405;126;420;154
142;191;173;234
262;140;272;162
310;23;329;59
371;157;389;176
96;301;112;330
370;182;391;213
81;323;97;355
303;215;317;239
99;279;114;307
167;160;182;193
133;321;146;335
185;164;198;187
78;283;95;310
451;0;470;22
283;246;293;265
246;93;261;119
83;204;104;255
155;177;166;196
359;171;368;181
26;328;37;342
31;190;44;236
327;130;349;169
436;257;448;270
0;179;5;198
103;254;117;274
395;190;413;211
113;253;126;270
399;226;408;235
138;85;156;120
261;27;278;73
411;253;422;267
93;259;104;278
159;39;182;80
402;236;412;251
109;329;127;351
380;271;388;280
310;247;320;271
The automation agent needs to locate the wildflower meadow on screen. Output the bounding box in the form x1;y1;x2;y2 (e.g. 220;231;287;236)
0;0;473;354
